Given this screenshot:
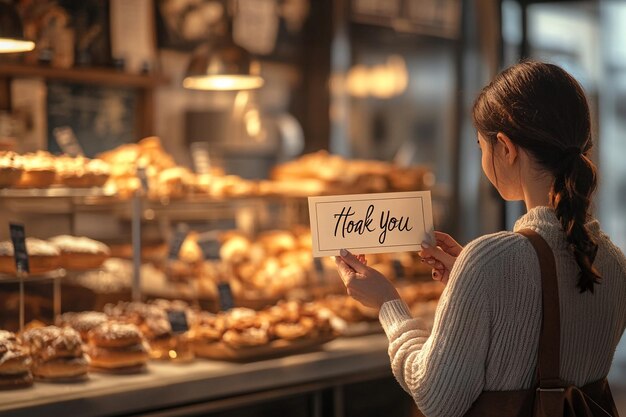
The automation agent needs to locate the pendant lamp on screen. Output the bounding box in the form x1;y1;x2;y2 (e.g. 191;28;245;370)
183;3;263;91
0;1;35;53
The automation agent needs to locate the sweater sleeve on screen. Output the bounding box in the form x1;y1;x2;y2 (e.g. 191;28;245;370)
379;240;493;417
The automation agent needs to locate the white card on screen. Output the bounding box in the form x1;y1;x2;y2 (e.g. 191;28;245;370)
308;191;434;257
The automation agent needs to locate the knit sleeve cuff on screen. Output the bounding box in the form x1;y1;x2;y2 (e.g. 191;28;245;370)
379;298;412;339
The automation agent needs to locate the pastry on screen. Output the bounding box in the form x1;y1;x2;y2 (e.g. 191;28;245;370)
14;151;56;188
219;234;251;265
0;238;61;275
56;311;108;342
102;301;176;361
87;322;149;371
49;235;110;270
0;331;33;390
20;326;89;381
0;151;23;188
54;155;111;188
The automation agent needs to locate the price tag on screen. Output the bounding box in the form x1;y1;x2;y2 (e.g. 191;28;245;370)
313;257;326;284
197;238;221;260
218;282;235;311
392;259;405;279
167;310;189;334
136;166;149;192
168;223;189;260
9;223;29;274
53;126;84;157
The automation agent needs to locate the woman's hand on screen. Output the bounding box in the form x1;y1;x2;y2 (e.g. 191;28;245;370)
334;249;400;310
418;231;463;284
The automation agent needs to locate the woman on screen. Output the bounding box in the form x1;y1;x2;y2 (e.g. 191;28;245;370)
335;61;626;417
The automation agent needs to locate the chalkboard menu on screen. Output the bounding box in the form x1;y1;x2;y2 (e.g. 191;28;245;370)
47;82;136;157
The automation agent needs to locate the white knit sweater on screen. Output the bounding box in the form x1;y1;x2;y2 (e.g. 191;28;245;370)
379;206;626;417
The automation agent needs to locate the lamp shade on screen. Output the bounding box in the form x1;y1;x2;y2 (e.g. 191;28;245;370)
0;1;35;53
183;38;263;91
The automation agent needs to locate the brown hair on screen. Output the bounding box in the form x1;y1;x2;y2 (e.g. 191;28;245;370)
472;60;601;293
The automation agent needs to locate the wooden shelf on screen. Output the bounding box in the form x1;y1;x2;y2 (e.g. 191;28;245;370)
0;63;169;88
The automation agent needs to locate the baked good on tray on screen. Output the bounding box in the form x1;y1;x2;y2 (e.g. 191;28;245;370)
20;326;89;381
14;151;56;189
54;155;111;188
87;322;149;372
0;151;24;188
0;330;33;390
0;238;61;276
49;235;110;270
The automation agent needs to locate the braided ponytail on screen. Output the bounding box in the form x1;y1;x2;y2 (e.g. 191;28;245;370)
550;151;601;292
472;61;603;293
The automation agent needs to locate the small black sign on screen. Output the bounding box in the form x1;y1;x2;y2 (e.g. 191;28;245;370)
9;223;29;274
136;166;149;192
197;238;221;260
314;258;325;275
168;223;189;260
167;310;189;334
392;259;405;280
218;282;235;311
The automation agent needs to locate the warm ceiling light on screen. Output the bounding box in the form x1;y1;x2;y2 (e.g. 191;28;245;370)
183;38;263;91
0;1;35;53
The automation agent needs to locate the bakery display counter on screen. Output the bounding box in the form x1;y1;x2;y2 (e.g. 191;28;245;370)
0;334;391;417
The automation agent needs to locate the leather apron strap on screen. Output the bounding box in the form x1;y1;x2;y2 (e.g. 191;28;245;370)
517;228;563;389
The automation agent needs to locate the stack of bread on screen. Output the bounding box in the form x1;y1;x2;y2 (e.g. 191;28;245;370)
20;326;89;381
0;331;32;390
87;322;149;373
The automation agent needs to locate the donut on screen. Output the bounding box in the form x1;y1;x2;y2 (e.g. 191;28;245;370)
49;235;110;270
0;238;61;275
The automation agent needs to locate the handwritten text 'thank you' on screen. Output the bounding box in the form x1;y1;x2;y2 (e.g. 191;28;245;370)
333;205;413;245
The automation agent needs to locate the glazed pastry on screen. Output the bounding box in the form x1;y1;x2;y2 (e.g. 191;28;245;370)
0;331;33;390
20;326;89;381
87;322;149;371
0;238;61;275
49;235;110;270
